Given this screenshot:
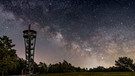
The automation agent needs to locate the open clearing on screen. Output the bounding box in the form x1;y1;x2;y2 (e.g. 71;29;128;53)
37;72;135;76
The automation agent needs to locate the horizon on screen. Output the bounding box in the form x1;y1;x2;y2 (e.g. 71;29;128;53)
0;0;135;68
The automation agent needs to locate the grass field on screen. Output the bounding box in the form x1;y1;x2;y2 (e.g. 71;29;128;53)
37;72;135;76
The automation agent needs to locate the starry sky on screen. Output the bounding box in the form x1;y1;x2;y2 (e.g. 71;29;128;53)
0;0;135;68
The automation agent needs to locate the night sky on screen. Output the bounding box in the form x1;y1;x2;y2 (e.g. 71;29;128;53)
0;0;135;68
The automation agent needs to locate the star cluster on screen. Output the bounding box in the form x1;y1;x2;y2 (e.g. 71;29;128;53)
0;0;135;68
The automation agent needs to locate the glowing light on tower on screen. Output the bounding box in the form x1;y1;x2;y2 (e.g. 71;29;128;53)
23;25;37;74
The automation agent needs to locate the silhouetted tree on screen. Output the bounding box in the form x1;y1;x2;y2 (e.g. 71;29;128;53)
38;62;48;74
89;66;106;72
75;67;84;72
0;36;17;76
106;66;120;72
33;62;39;74
115;57;134;71
48;60;78;73
8;58;26;75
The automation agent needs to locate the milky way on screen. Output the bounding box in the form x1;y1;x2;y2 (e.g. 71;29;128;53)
0;0;135;68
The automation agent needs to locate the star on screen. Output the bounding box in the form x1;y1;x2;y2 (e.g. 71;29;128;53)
0;0;135;68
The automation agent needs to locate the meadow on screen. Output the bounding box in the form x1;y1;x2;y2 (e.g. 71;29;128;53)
37;72;135;76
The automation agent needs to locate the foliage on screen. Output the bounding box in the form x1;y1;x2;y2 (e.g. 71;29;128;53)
38;62;48;74
1;36;135;75
88;57;135;72
37;72;135;76
48;60;76;73
8;58;26;75
89;66;106;72
0;36;17;76
115;57;135;71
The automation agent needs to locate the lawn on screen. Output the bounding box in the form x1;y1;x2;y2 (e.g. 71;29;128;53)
37;72;135;76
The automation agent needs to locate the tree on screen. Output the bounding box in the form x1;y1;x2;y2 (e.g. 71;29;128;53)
7;58;26;75
115;57;135;71
105;66;119;72
0;36;17;76
38;62;48;74
89;66;106;72
33;62;39;74
48;60;77;73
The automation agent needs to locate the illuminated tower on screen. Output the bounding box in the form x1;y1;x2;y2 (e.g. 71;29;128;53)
23;25;37;74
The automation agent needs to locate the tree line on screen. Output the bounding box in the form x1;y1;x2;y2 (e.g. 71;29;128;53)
0;36;135;75
89;57;135;72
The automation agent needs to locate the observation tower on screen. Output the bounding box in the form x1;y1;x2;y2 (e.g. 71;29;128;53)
23;25;37;74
